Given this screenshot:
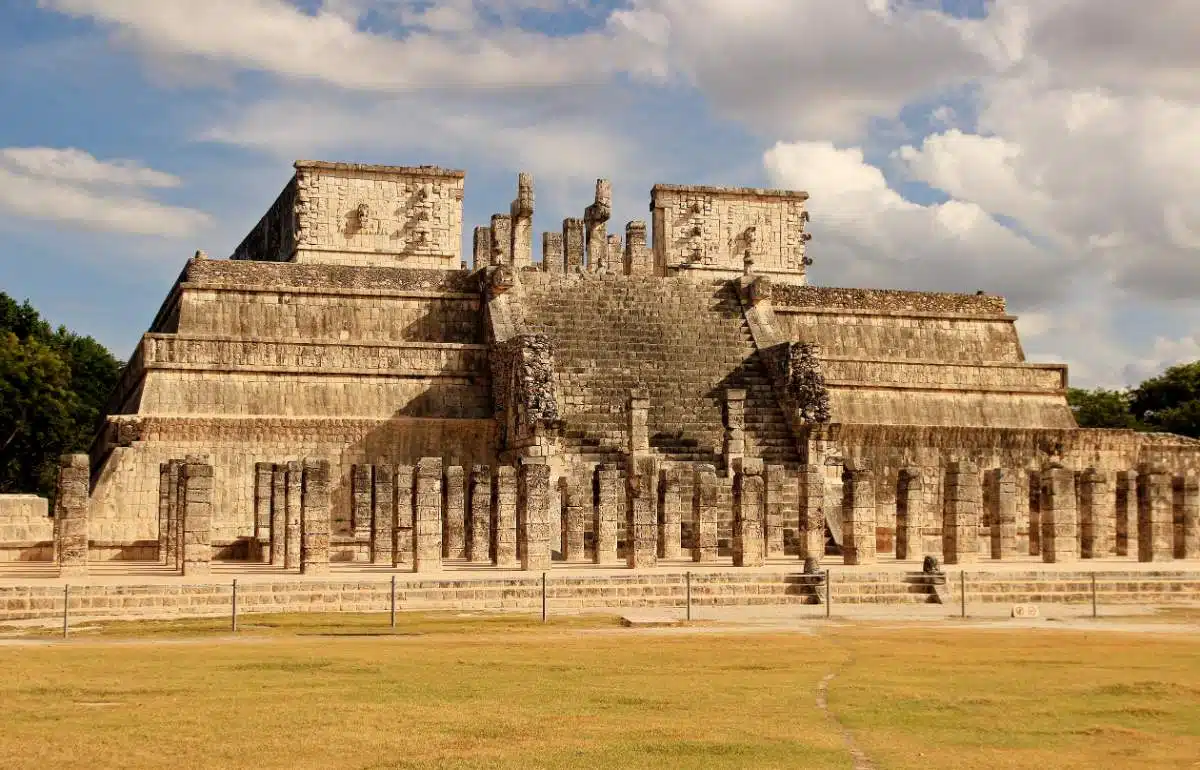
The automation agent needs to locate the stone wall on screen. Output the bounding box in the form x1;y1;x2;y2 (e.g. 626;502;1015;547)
0;495;52;561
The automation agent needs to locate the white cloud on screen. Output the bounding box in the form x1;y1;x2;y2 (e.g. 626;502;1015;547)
0;147;210;237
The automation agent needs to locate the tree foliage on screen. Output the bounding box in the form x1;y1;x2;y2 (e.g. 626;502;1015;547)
1130;361;1200;439
1066;387;1142;430
0;293;122;496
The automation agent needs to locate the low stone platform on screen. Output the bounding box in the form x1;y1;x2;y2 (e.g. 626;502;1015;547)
0;559;1197;623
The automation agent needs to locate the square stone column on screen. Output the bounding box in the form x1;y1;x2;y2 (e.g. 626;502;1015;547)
444;465;467;560
1079;468;1114;558
626;456;658;569
542;233;564;273
896;467;923;561
628;390;650;456
164;460;184;570
300;459;331;575
1027;470;1042;557
798;464;826;561
723;389;747;474
284;461;303;570
942;461;981;565
510;172;534;269
253;462;273;563
372;464;395;564
624;220;652;276
595;464;622;565
561;474;588;563
468;465;492;564
1040;466;1079;564
351;464;373;542
413;458;443;573
490;214;512;266
180;459;213;577
269;464;286;566
692;464;719;563
764;465;786;559
493;465;519;568
733;466;766;567
1137;464;1173;562
658;467;685;560
985;468;1019;560
473;226;491;268
563;218;585;273
158;463;171;564
842;465;876;566
1172;473;1199;560
519;464;552;571
1115;470;1138;557
55;454;90;578
392;465;414;568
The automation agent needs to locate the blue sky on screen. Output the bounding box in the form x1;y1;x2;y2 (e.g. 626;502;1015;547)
1;1;1198;388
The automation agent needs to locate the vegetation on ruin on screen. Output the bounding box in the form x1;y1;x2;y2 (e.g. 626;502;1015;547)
1069;362;1200;438
1;615;1197;769
0;293;120;497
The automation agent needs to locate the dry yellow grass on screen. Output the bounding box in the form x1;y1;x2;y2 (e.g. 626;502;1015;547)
1;613;1197;770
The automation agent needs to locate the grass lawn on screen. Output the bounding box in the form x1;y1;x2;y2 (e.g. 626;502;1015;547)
1;613;1197;769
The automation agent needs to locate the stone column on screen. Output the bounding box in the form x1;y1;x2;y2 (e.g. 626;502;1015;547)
595;464;621;565
563;218;585;273
1172;472;1199;560
985;468;1019;560
624;220;651;276
724;388;746;473
841;465;876;566
472;226;491;269
443;465;467;560
413;458;443;573
764;465;786;559
943;461;981;565
1027;470;1042;557
468;465;492;564
542;233;564;274
628;390;650;456
253;462;273;563
1115;470;1138;557
55;454;90;577
896;467;923;561
351;464;373;543
180;459;213;577
371;464;395;564
285;461;303;570
658;468;684;560
392;465;414;567
493;465;519;568
1040;466;1079;564
509;172;534;269
626;456;658;568
1137;464;1173;562
300;459;331;575
165;459;184;570
692;464;719;563
158;463;171;564
584;178;611;272
1079;468;1114;559
733;466;766;567
490;214;512;266
798;464;826;561
603;234;621;274
518;464;552;570
561;474;587;563
269;464;286;566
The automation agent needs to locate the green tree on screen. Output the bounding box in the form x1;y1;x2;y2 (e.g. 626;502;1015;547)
1066;387;1141;430
1130;361;1200;439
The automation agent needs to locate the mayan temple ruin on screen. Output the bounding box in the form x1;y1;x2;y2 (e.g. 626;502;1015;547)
2;158;1199;614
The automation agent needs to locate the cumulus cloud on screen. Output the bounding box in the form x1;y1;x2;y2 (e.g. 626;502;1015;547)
0;147;210;237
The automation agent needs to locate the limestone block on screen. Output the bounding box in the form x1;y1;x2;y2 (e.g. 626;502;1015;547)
490;214;512;266
658;468;685;560
626;456;658;569
842;466;876;566
798;464;826;560
896;467;923;561
269;464;287;566
351;464;373;541
624;220;651;276
55;455;90;577
563;218;585;273
943;461;980;565
444;465;467;560
413;458;443;573
1172;473;1199;560
493;465;518;568
158;463;171;563
542;232;564;274
253;462;273;563
473;226;491;268
1137;465;1173;562
300;458;331;575
180;460;213;577
1040;467;1079;564
519;464;552;571
764;465;786;558
1027;470;1042;557
510;172;534;269
1079;468;1114;559
985;468;1019;560
628;391;650;455
392;465;415;568
595;464;622;566
733;468;765;567
1115;470;1138;557
285;461;303;570
561;474;588;563
372;464;395;564
468;465;492;564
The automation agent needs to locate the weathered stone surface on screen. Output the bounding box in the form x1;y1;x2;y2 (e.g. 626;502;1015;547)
942;460;980;565
764;465;786;558
285;461;303;570
561;474;587;563
413;458;443;573
300;458;331;574
1040;467;1079;564
372;464;395;564
798;464;825;560
896;467;923;561
985;468;1019;560
1115;470;1139;557
1079;468;1114;559
181;459;213;576
1137;465;1173;563
842;465;876;566
392;465;415;567
55;455;90;577
468;465;492;564
253;462;273;563
269;464;286;566
351;464;373;542
518;463;552;571
595;465;621;566
733;467;765;567
692;464;719;563
444;465;467;560
493;465;518;568
1172;473;1199;560
626;456;658;569
658;468;685;560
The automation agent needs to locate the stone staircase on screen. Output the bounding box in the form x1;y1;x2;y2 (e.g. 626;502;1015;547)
519;273;800;466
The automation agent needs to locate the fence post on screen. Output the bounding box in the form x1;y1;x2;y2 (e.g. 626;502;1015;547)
825;569;831;618
1091;573;1097;618
231;579;238;633
685;571;692;622
390;575;397;629
62;584;69;639
960;571;966;619
541;572;547;623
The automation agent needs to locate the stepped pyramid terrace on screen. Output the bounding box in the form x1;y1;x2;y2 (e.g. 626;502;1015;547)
2;158;1199;616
